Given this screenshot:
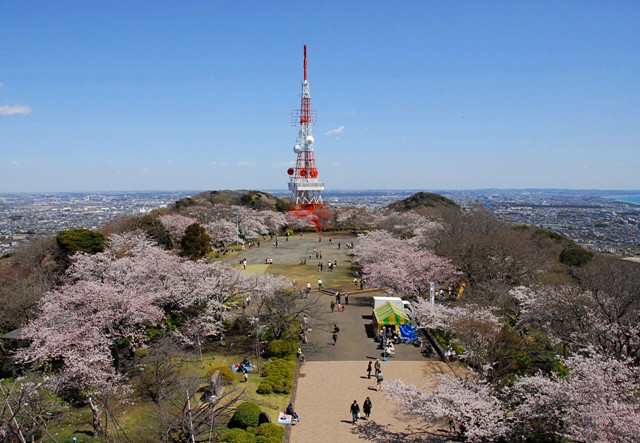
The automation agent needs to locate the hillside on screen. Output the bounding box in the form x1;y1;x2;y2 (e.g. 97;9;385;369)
386;191;459;211
174;189;289;212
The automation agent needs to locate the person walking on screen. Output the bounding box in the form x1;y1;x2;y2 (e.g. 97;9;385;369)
332;332;338;346
345;293;349;305
350;400;360;424
367;361;373;379
330;301;335;313
374;359;381;376
363;397;372;419
318;278;323;291
375;371;384;391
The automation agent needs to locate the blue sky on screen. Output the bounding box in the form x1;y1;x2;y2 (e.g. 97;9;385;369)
1;1;639;192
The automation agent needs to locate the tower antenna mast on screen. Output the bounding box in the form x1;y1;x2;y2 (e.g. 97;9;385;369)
286;45;325;214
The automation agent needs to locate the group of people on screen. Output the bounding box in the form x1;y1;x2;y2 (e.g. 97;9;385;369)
366;359;384;390
330;300;346;313
349;397;373;424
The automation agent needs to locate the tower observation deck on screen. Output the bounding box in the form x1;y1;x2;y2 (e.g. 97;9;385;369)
287;45;325;212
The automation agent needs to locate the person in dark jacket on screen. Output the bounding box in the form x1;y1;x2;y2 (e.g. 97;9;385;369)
350;400;360;424
363;397;372;419
286;402;299;420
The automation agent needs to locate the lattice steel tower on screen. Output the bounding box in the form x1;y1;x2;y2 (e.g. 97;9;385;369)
287;44;325;212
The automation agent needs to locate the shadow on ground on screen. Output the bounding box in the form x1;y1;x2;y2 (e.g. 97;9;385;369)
352;420;456;442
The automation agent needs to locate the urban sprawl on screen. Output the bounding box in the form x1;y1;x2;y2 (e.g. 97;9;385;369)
1;189;638;258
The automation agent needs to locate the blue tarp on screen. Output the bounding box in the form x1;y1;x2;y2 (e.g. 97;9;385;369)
399;324;418;342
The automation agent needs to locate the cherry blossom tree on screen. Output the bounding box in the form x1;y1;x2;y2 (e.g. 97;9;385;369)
412;298;502;370
506;352;640;443
352;230;457;298
205;219;242;246
15;231;281;434
335;206;383;232
385;375;508;442
386;352;640;442
159;214;198;246
511;285;640;363
376;210;441;242
285;210;320;231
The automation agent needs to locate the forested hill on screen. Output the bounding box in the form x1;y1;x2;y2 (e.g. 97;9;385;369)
386;191;459;211
174;190;289;212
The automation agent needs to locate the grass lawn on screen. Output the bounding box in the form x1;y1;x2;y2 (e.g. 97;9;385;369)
45;351;291;442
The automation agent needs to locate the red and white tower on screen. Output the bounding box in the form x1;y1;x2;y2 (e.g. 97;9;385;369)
287;44;325;212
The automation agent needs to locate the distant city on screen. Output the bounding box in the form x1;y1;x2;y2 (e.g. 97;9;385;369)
1;189;639;258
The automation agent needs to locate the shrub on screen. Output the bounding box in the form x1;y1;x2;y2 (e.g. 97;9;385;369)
264;340;297;359
219;428;256;443
206;365;237;383
559;245;594;267
257;358;295;395
255;423;284;443
229;402;261;429
256;380;273;394
56;228;105;258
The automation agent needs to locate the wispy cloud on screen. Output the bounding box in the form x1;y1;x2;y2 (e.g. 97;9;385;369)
237;161;257;167
0;103;32;116
11;160;19;166
210;161;230;167
325;125;345;136
0;83;5;88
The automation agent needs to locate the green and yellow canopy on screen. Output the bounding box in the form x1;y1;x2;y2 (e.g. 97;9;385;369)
373;301;410;333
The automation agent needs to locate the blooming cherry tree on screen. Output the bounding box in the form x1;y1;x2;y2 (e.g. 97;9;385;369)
511;285;640;362
385;375;508;442
352;230;457;298
159;214;198;246
386;352;640;442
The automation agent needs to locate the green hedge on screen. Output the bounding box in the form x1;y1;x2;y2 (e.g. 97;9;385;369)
229;402;261;429
264;339;297;359
219;428;256;443
255;423;284;443
257;358;295;395
220;423;284;443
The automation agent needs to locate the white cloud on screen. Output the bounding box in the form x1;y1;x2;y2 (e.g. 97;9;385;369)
0;83;4;88
325;125;345;136
210;161;230;167
11;160;19;166
237;161;256;167
139;167;151;174
0;103;32;116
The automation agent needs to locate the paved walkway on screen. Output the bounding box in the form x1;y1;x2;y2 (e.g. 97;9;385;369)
290;360;455;443
221;231;458;442
290;297;457;442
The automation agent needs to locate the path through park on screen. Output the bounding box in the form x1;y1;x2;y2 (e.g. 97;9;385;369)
221;232;457;442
